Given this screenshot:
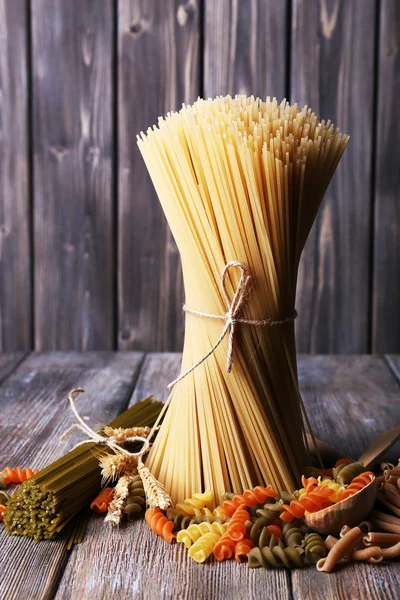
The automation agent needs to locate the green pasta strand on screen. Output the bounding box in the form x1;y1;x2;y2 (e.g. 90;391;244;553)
333;462;365;485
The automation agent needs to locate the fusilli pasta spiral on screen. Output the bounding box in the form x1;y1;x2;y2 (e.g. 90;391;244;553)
213;531;236;561
90;487;114;514
333;462;365;485
234;537;255;562
282;522;303;547
188;531;221;563
166;509;201;531
145;508;176;543
1;466;39;485
175;489;213;515
227;505;251;541
340;472;374;500
248;544;305;568
302;533;327;564
280;487;333;522
123;475;146;520
215;485;277;518
177;521;227;548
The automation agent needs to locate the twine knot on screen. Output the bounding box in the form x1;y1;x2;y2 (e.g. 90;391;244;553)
61;389;150;459
168;261;297;390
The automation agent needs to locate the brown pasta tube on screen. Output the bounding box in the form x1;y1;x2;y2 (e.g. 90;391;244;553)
370;511;400;525
381;541;400;559
380;462;395;472
351;546;382;562
363;532;400;547
371;520;400;535
325;536;339;551
317;527;363;573
385;474;400;485
383;484;400;508
375;475;385;487
377;495;400;517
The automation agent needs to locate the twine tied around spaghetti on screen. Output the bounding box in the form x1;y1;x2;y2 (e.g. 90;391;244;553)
61;388;150;459
168;261;297;390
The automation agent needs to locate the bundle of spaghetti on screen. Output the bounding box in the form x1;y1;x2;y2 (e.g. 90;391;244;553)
138;95;349;504
4;397;163;542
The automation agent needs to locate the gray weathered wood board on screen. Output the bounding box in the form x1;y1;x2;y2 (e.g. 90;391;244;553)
0;352;27;384
0;352;143;600
372;0;400;353
0;0;31;351
291;0;376;353
204;0;288;99
0;0;399;354
117;0;199;352
32;0;115;350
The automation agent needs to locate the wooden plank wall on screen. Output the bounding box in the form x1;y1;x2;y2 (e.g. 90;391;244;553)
0;0;398;353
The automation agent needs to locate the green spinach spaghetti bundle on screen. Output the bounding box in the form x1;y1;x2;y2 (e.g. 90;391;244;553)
138;95;349;504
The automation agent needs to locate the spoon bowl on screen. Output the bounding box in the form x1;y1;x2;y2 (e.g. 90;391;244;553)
303;476;377;536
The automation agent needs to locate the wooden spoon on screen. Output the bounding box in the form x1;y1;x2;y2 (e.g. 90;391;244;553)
306;423;400;470
303;476;377;536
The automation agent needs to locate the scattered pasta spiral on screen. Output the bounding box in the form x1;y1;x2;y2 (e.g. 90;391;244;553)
145;508;176;543
216;485;277;518
188;531;221;563
166;509;202;531
340;472;374;500
247;519;282;547
1;466;39;485
175;489;213;515
282;522;303;547
302;533;327;564
280;487;334;522
123;475;146;520
0;504;7;520
227;505;251;541
256;500;284;522
213;531;236;561
234;537;255;562
90;487;114;514
318;478;345;502
248;542;305;568
177;521;228;548
333;462;365;485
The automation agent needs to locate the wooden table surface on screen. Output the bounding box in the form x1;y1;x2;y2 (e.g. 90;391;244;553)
1;353;400;600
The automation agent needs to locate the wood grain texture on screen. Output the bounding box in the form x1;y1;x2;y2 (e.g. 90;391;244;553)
386;355;400;385
292;0;376;353
0;352;143;600
0;0;31;350
118;0;199;352
293;354;400;599
372;0;400;353
0;352;27;384
56;352;291;600
204;0;288;99
32;0;115;350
